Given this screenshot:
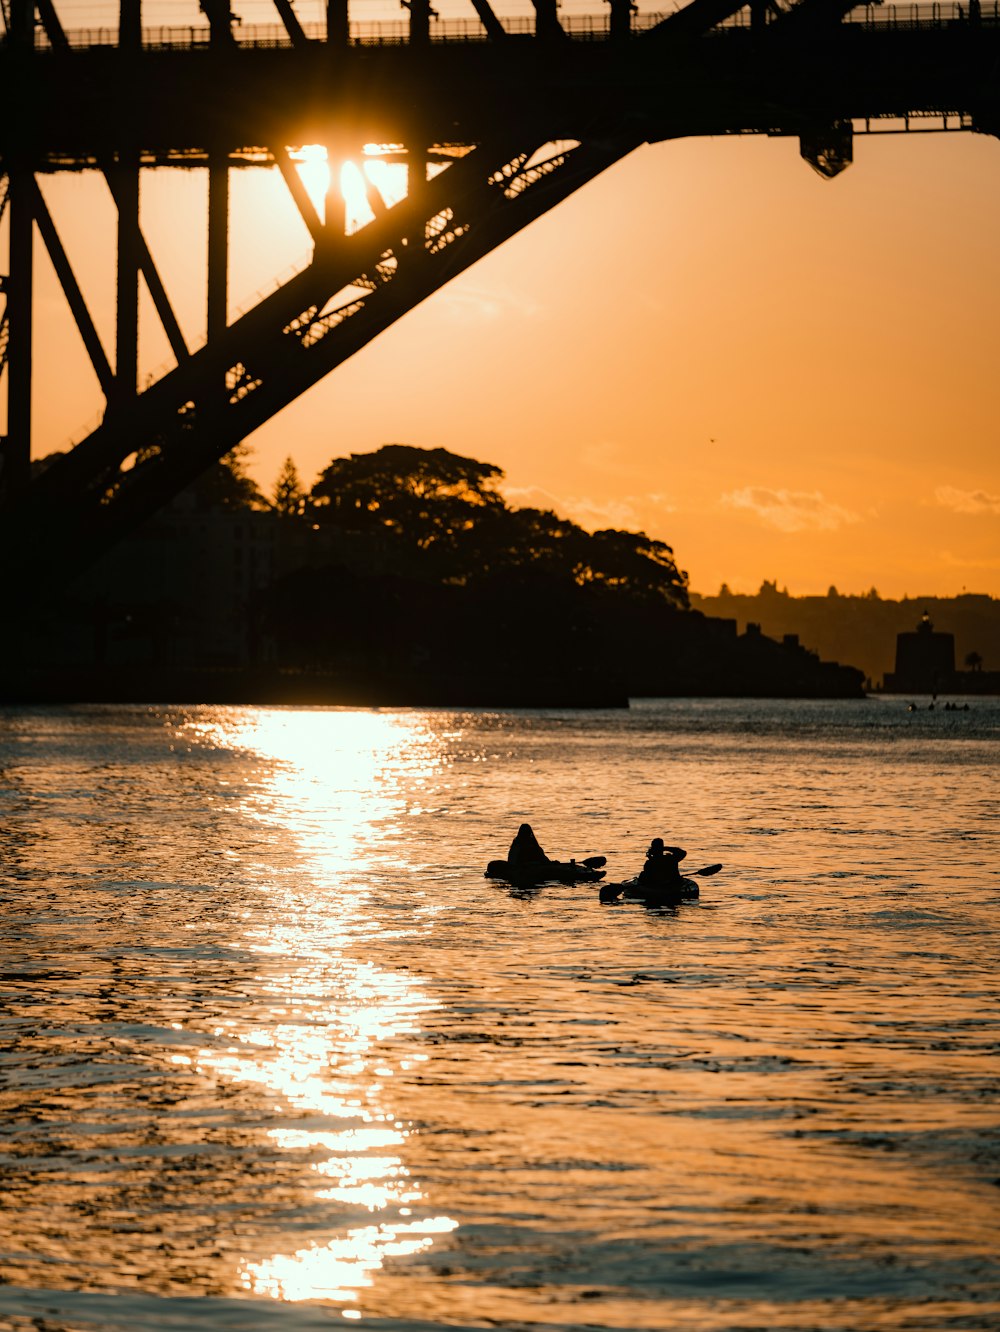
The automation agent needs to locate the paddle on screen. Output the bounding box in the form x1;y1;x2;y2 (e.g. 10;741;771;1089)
598;863;723;903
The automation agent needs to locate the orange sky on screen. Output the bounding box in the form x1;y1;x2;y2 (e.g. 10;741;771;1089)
12;1;1000;597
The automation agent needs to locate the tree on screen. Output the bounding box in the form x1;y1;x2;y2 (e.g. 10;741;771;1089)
965;650;983;671
184;444;266;511
310;444;506;551
758;579;788;598
579;528;689;607
305;443;689;606
272;456;306;517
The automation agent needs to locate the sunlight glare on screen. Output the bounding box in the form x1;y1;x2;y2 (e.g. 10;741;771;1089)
175;706;454;1312
240;1216;458;1303
181;708;441;874
340;160;375;234
286;143;406;232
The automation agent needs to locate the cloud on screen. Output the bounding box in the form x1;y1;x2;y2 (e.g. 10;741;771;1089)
935;486;1000;516
500;484;564;513
438;283;541;323
720;487;861;534
938;550;1000;571
562;497;655;531
500;485;675;533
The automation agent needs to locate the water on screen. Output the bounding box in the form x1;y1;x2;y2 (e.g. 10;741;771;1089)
1;698;998;1332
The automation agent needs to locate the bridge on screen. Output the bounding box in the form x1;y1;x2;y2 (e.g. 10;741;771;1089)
1;0;998;601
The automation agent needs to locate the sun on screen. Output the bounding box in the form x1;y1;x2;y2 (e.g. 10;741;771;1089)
288;142;332;215
287;144;408;236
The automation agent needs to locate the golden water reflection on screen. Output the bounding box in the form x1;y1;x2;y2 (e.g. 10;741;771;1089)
179;708;455;1310
184;707;447;876
240;1215;459;1305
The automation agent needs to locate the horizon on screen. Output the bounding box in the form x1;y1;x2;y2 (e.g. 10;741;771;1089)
688;583;999;601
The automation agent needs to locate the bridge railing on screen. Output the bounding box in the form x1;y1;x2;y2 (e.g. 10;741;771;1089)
712;1;1000;26
28;13;668;50
19;3;1000;50
843;1;1000;24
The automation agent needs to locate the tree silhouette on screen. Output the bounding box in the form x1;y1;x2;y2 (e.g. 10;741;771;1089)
185;445;266;511
273;456;306;517
306;446;690;605
311;444;506;552
965;650;983;671
254;444;869;698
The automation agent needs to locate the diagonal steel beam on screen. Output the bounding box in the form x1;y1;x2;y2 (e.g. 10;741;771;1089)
273;145;326;240
271;0;312;47
31;176;115;396
359;162;389;221
468;0;507;41
645;0;752;39
773;0;865;27
35;0;68;48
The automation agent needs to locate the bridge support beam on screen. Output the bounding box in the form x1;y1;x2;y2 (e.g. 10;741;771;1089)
119;0;141;47
208;145;230;345
4;163;33;496
199;0;236;45
327;0;349;46
3;0;35;494
607;0;633;42
115;153;140;404
405;0;433;47
325;140;346;238
532;0;565;40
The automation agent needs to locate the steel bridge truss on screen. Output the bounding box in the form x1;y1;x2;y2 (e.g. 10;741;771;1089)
1;0;998;598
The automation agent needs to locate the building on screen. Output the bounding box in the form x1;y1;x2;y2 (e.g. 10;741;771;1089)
883;613;1000;694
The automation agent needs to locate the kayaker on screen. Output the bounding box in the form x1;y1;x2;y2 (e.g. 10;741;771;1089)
507;823;550;868
637;838;686;888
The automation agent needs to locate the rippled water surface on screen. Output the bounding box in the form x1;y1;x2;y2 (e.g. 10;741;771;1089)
1;698;998;1332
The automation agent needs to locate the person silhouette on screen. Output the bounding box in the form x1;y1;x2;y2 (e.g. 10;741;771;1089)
637;838;687;889
507;823;550;868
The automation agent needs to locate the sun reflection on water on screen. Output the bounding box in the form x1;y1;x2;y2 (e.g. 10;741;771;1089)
183;707;443;875
239;1216;459;1305
175;708;455;1309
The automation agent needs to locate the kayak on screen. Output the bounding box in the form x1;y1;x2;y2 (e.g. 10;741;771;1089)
599;875;700;903
485;857;606;885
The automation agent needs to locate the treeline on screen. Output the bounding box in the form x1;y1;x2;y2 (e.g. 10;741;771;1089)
265;444;697;701
691;581;1000;686
254;447;862;700
8;446;865;704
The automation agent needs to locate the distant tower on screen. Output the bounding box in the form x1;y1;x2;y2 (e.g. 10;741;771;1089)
887;612;955;692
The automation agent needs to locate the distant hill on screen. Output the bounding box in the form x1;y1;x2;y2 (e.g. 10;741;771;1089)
689;585;1000;687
